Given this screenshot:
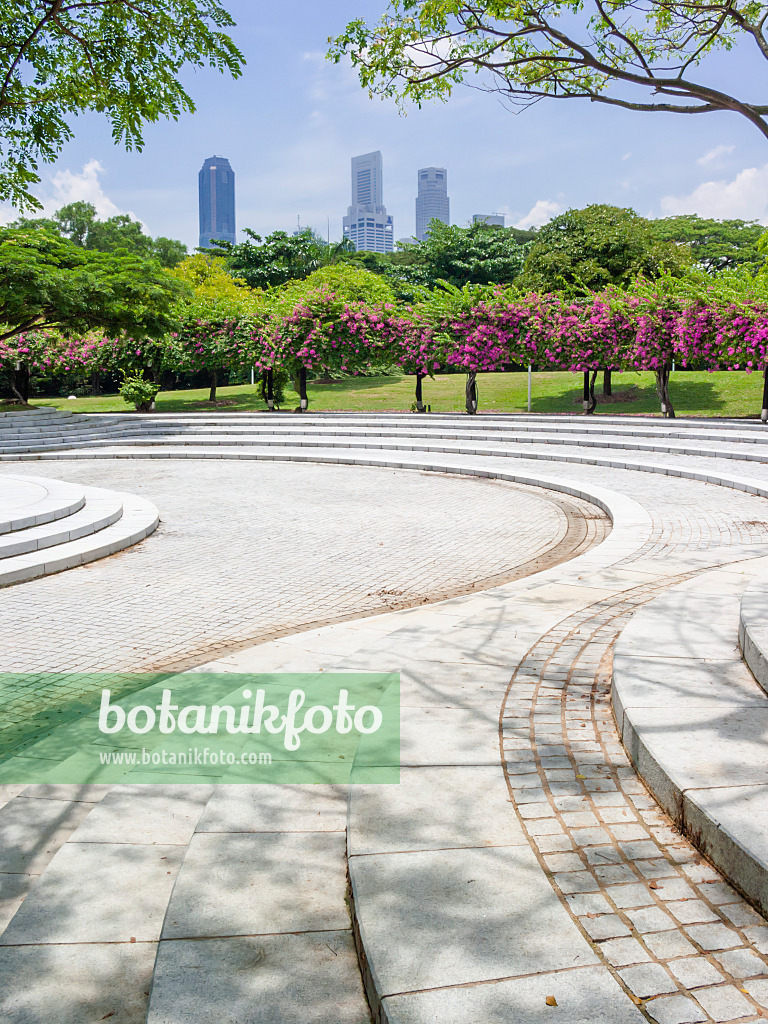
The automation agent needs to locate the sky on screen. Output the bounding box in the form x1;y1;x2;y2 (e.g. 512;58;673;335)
6;0;768;249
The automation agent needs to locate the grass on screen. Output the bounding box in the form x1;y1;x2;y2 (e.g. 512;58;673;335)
15;369;768;419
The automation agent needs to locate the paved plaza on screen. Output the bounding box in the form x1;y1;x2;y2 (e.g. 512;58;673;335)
2;410;768;1023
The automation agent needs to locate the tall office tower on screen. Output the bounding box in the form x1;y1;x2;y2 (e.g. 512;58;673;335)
473;213;505;227
342;151;393;253
415;167;449;240
198;156;236;250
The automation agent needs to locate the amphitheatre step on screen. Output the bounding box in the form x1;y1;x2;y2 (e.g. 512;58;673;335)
47;427;768;466
612;560;768;919
0;476;86;534
0;488;124;559
740;574;768;695
0;493;159;587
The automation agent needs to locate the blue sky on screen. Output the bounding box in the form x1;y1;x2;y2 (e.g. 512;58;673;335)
6;0;768;248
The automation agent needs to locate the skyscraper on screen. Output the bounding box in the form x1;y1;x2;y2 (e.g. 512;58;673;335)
198;156;236;250
415;167;450;240
342;151;393;254
473;213;505;227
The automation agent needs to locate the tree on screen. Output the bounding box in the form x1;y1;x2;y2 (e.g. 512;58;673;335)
329;2;768;143
650;215;766;274
10;201;188;266
517;204;690;395
0;229;185;347
1;1;243;210
394;220;530;289
171;252;263;400
517;205;690;294
212;229;332;288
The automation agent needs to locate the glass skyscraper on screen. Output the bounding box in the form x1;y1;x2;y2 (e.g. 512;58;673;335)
342;151;393;254
198;156;236;250
415;167;450;241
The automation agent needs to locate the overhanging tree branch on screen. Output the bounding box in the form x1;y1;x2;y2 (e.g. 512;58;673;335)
329;0;768;142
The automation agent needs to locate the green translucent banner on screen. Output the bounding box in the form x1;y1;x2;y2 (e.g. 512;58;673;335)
0;672;400;784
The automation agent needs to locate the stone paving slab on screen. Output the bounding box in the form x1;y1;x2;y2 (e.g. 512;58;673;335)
161;831;349;939
0;941;156;1024
69;785;212;845
196;783;347;833
0;841;185;944
379;965;647;1024
147;932;371;1024
0;795;93;873
350;844;599;996
348;765;528;854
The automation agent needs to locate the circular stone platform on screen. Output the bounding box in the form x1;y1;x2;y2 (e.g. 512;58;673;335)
0;459;609;675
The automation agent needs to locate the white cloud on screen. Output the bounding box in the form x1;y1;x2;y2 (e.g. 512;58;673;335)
514;199;562;229
697;144;735;167
0;159;132;227
45;159;122;219
659;164;768;221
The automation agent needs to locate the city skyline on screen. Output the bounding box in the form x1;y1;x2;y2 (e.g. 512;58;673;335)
198;156;236;250
5;0;768;250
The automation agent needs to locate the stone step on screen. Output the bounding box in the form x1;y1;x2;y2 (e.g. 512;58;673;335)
0;486;159;587
45;428;768;466
612;561;768;920
739;574;768;696
0;488;124;559
0;477;86;534
102;410;768;443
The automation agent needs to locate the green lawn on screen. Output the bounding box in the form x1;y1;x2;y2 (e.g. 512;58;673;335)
22;369;768;418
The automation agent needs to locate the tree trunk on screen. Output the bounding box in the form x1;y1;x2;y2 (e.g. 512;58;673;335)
583;370;596;414
415;372;426;412
603;369;612;396
655;367;676;418
208;368;217;403
266;367;275;410
297;367;308;412
10;363;30;404
465;371;478;415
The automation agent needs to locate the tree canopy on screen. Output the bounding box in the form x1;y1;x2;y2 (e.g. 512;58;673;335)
1;1;244;209
212;229;339;289
0;228;185;344
516;205;691;294
393;220;531;289
11;201;188;266
649;215;767;275
329;1;768;142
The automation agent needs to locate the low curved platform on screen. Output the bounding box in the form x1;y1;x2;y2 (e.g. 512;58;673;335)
0;474;159;587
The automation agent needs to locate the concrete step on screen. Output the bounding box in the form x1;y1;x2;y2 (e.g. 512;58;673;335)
46;427;768;466
740;575;768;696
612;560;768;920
0;488;159;587
0;488;124;559
0;476;86;534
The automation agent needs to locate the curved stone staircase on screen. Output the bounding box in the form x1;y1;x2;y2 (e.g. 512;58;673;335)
0;473;159;588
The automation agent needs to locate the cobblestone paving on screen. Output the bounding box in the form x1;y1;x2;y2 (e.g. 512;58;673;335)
0;460;605;675
502;570;768;1023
